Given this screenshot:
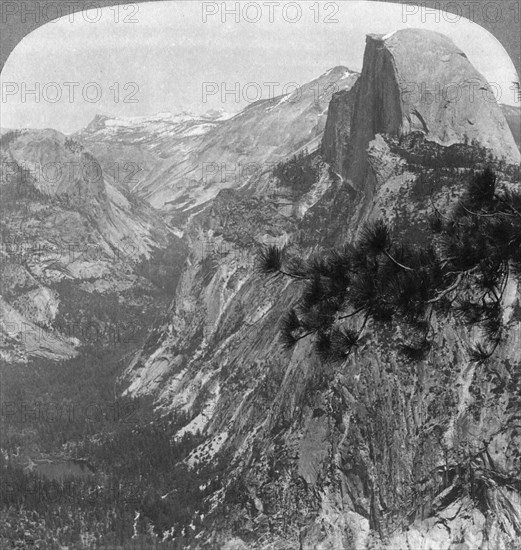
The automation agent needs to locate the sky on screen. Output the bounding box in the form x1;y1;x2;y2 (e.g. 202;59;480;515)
1;0;519;134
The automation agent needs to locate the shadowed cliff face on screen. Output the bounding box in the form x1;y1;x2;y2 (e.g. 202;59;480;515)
347;29;520;189
322;85;358;179
120;30;521;549
502;104;521;152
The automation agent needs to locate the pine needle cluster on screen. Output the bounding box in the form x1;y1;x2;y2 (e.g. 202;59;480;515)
258;168;521;364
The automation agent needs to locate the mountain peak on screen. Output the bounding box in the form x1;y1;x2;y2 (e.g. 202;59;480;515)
369;27;458;45
346;28;520;186
320;65;357;80
83;114;112;133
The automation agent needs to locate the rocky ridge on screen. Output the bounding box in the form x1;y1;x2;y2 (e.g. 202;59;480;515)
347;30;520;189
0;129;184;362
119;29;521;549
77;67;359;217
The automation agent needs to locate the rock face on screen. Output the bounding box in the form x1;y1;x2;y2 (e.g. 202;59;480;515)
118;29;521;549
2;30;515;548
502;104;521;152
123;170;521;550
77;68;359;216
347;29;520;187
122;163;521;550
7;129;106;208
0;129;183;362
321;84;358;177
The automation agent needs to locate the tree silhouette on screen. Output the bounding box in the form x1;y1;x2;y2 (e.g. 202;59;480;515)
258;168;521;364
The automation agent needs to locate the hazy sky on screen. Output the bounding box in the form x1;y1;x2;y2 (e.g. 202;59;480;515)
1;0;519;134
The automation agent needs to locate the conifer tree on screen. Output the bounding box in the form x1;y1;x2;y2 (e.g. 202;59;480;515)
258;168;521;364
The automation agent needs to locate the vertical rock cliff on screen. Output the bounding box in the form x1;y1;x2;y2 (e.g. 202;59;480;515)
120;29;521;549
321;83;358;179
347;30;520;189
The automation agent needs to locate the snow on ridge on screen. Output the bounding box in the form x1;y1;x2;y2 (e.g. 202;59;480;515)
183;123;217;137
215;111;234;121
101;111;200;129
265;93;292;113
100;109;233;130
382;30;397;40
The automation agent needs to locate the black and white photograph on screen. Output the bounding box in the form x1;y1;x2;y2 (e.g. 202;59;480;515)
1;0;521;548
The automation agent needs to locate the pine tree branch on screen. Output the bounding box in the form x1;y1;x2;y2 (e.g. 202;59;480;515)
384;251;415;272
497;260;510;304
279;269;308;280
460;204;512;218
426;273;464;303
337;307;366;320
439;256;459;268
429;195;450;221
495;193;521;219
357;312;371;338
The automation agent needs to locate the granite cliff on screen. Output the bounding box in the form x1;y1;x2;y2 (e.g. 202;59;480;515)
347;30;520;189
0;129;184;362
119;30;521;549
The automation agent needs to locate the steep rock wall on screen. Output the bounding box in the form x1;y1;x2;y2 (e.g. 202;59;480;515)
120;29;521;549
121;150;521;549
346;30;520;189
322;83;358;179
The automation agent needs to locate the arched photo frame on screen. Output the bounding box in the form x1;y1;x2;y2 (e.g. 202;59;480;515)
1;0;519;80
0;2;520;549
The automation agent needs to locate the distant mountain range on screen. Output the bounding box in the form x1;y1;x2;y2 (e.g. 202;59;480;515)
76;66;359;217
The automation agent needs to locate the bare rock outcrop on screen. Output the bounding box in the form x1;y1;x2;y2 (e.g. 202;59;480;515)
321;83;358;177
120;30;521;549
346;29;520;187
